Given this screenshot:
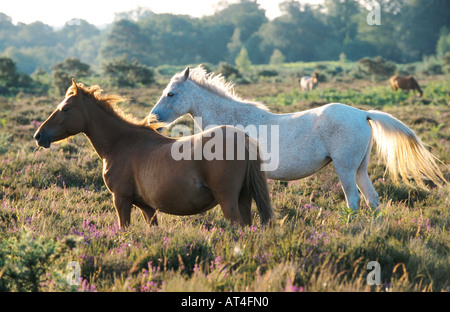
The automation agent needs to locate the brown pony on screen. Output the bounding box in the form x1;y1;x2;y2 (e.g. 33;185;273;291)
34;79;274;229
390;75;423;97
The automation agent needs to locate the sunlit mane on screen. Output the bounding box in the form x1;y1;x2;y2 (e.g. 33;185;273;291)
178;65;269;111
66;82;163;131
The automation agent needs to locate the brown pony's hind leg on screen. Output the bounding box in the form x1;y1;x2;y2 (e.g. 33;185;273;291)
238;190;252;226
134;200;158;227
221;199;246;226
204;156;248;226
113;194;132;230
210;187;246;226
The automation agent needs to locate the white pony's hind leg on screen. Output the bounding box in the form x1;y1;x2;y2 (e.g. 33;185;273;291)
328;116;372;211
332;126;379;211
356;138;380;209
333;163;360;211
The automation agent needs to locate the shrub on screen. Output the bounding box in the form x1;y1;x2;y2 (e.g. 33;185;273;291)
218;62;241;79
0;230;65;291
258;69;279;77
102;56;155;88
0;57;35;95
51;57;90;95
359;56;396;79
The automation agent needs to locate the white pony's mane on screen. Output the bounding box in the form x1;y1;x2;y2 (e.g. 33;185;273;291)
176;65;269;111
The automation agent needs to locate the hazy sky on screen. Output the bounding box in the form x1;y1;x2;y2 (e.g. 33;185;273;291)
1;0;323;27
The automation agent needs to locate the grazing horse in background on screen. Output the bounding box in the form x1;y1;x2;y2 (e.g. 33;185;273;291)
149;66;447;212
34;79;274;229
390;75;423;97
300;72;319;91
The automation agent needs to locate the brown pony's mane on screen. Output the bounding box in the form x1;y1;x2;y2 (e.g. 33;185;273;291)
66;82;163;131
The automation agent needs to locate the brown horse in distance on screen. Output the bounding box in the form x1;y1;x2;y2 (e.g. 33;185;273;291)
34;80;274;229
390;75;423;97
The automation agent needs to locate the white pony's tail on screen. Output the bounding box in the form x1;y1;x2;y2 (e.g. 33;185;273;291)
367;110;447;189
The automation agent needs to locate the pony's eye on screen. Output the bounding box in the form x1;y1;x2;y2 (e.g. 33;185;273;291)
167;92;175;97
62;106;71;112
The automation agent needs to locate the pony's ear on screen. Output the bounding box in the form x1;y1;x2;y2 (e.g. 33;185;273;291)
182;67;190;81
71;78;78;95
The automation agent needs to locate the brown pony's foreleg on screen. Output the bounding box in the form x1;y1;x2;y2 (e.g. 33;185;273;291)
134;200;158;227
113;194;132;230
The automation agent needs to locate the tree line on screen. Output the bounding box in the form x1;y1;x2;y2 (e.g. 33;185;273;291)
0;0;449;75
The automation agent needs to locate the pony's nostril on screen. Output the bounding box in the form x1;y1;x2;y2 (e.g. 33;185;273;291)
34;131;41;141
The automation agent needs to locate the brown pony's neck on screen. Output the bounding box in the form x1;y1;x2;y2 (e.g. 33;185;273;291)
81;95;165;159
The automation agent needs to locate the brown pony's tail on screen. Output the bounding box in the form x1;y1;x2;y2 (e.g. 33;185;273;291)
244;137;274;226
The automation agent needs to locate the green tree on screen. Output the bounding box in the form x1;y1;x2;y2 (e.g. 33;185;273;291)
57;19;100;46
397;0;450;62
436;27;450;59
15;21;57;48
324;0;360;43
139;13;201;66
0;13;15;51
58;19;102;66
235;47;252;73
254;1;331;62
227;28;243;63
101;19;152;65
213;0;267;42
269;49;286;65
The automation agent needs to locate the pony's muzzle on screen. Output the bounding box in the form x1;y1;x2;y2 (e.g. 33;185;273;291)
34;129;51;148
150;110;168;123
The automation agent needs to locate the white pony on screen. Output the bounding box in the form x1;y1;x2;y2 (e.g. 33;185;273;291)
300;72;319;91
150;66;446;211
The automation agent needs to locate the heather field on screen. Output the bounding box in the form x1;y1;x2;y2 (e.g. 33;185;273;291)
0;72;449;293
